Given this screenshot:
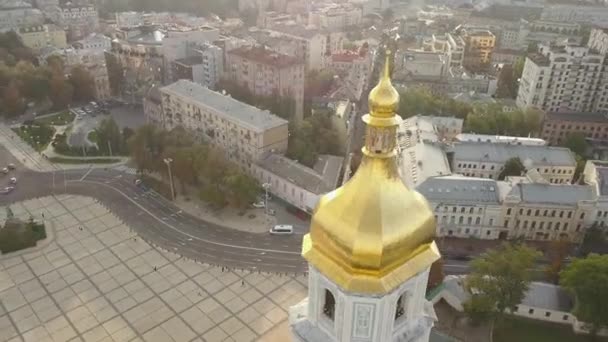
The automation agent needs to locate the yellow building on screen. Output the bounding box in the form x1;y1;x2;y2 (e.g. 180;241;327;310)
289;51;440;342
462;29;495;71
17;25;67;51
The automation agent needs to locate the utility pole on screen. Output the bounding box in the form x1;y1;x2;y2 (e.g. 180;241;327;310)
164;158;175;201
262;183;271;216
107;141;113;157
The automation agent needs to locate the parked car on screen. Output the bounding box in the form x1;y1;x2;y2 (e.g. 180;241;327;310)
0;186;14;195
7;163;15;170
1;167;8;174
267;209;276;216
9;177;17;184
269;225;293;235
252;201;265;209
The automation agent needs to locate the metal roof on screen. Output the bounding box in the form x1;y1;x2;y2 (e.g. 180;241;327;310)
453;142;576;166
510;183;595;205
417;176;500;204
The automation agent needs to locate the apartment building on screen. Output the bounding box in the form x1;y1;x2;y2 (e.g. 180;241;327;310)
399;50;447;80
541;111;608;145
225;45;305;122
516;43;608;113
252;153;343;213
267;25;327;71
55;3;99;41
588;27;608;55
17;24;67;50
161;26;220;82
308;3;362;30
171;43;223;89
72;33;111;52
498;19;581;51
503;183;595;242
583;160;608;230
422;33;465;68
540;4;608;26
0;0;44;32
143;86;163;125
159;80;289;170
460;28;496;71
452;142;577;183
418;176;504;239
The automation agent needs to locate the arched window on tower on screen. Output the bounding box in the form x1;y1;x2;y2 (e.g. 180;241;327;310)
395;292;408;321
323;289;335;321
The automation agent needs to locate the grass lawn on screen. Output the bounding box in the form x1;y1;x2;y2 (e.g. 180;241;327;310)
48;157;121;164
493;316;606;342
12;125;56;152
0;219;47;254
34;111;75;126
87;130;98;143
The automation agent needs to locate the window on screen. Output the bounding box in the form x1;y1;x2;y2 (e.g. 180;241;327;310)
563;315;569;321
555;222;560;230
544;210;548;216
467;217;472;225
523;221;528;229
395;293;407;320
459;216;464;224
527;209;532;216
323;290;335;321
529;309;534;314
507;208;512;215
489;218;494;226
559;211;564;218
504;220;509;228
535;210;540;216
461;207;465;213
580;213;585;219
546;312;551;317
469;208;474;214
476;217;481;225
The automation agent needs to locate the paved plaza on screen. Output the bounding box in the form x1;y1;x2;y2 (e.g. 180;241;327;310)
0;195;307;342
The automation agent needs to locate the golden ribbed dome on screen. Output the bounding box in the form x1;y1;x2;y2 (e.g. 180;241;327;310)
368;51;400;118
301;50;440;295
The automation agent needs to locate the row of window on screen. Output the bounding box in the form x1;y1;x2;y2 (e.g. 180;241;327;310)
436;215;491;226
513;219;582;232
507;207;583;219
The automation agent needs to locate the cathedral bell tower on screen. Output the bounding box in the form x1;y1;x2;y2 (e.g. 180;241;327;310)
289;51;441;342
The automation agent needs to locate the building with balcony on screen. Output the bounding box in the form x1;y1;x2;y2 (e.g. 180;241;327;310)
17;24;67;50
72;33;111;52
422;33;465;68
541;111;608;145
171;42;224;89
516;43;608;113
452;142;577;184
55;3;99;41
588;26;608;55
460;28;496;72
0;0;43;32
308;2;362;30
266;25;328;71
159;80;289;170
225;45;305;121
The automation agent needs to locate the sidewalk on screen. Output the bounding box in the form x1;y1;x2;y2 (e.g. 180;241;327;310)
0;123;56;172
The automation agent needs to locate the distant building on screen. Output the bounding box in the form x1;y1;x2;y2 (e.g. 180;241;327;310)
72;33;111;52
452;142;577;183
422;33;465;68
170;42;223;89
143;86;163;125
17;24;67;50
161;26;220;82
460;28;496;72
588;27;608;55
399;50;447;80
541;111;608;145
583;160;608;230
252;153;344;213
159;80;289;170
541;4;608;26
0;0;44;32
267;25;328;71
55;3;99;41
516;43;608;113
308;2;362;30
225;45;305;122
456;133;547;146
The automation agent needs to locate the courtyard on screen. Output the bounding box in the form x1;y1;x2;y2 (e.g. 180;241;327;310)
0;195;306;342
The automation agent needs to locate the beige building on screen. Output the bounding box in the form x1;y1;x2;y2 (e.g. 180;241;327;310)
308;3;362;30
17;24;67;50
225;45;305;122
418;175;597;243
461;28;496;71
267;25;328;71
503;183;595;243
452;142;577;184
159;80;289;170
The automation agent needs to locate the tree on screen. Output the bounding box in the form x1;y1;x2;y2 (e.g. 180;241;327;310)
560;254;608;335
498;157;525;180
70;65;96;102
464;243;540;321
495;64;516;99
95;118;124;156
223;169;259;208
106;53;124;96
2;81;25;116
545;239;571;284
49;73;73;109
561;133;589;157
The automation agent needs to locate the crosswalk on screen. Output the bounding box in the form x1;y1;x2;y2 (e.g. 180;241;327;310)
113;165;137;175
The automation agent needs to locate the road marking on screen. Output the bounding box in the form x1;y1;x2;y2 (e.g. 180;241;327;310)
73;180;301;255
79;167;94;181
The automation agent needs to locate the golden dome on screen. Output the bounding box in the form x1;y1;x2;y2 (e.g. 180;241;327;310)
368;51;400;118
301;49;440;295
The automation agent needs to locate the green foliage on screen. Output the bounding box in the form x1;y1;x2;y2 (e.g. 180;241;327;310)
465;243;540;320
560;254;608;334
498;157;525;180
463;293;495;324
69;66;96;102
579;224;608;256
95;118;129;156
105;53;125;96
398;87;472;119
465;107;542;137
493;316;601;342
12;124;56;151
47;157;121;164
129;125;260;208
0;218;46;254
34;111;75;126
287;112;343;167
217;79;295;119
561;133;589;157
0;31;35;65
495;61;524;99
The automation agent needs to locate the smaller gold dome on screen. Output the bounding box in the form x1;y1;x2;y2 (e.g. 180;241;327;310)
368;51;400;118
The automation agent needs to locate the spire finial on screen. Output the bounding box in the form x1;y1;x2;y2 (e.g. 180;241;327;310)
367;47;399;118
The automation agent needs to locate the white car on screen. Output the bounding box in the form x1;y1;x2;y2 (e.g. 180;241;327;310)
7;163;15;170
1;167;8;174
252;201;265;209
269;225;293;235
9;177;17;184
0;186;14;195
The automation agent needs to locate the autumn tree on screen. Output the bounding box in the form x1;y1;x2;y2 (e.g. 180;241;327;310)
464;243;540;322
561;133;589;157
561;254;608;335
427;259;445;290
70;65;96;102
49;73;73;109
2;81;25;116
545;239;572;284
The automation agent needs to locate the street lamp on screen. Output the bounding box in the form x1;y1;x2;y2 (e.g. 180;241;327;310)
164;158;175;201
262;183;271;215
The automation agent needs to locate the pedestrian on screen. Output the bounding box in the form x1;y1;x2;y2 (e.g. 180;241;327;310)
241;280;245;287
41;213;45;218
154;266;157;271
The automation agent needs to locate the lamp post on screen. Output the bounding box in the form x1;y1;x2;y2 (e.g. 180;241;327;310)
262;183;271;215
164;158;175;201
